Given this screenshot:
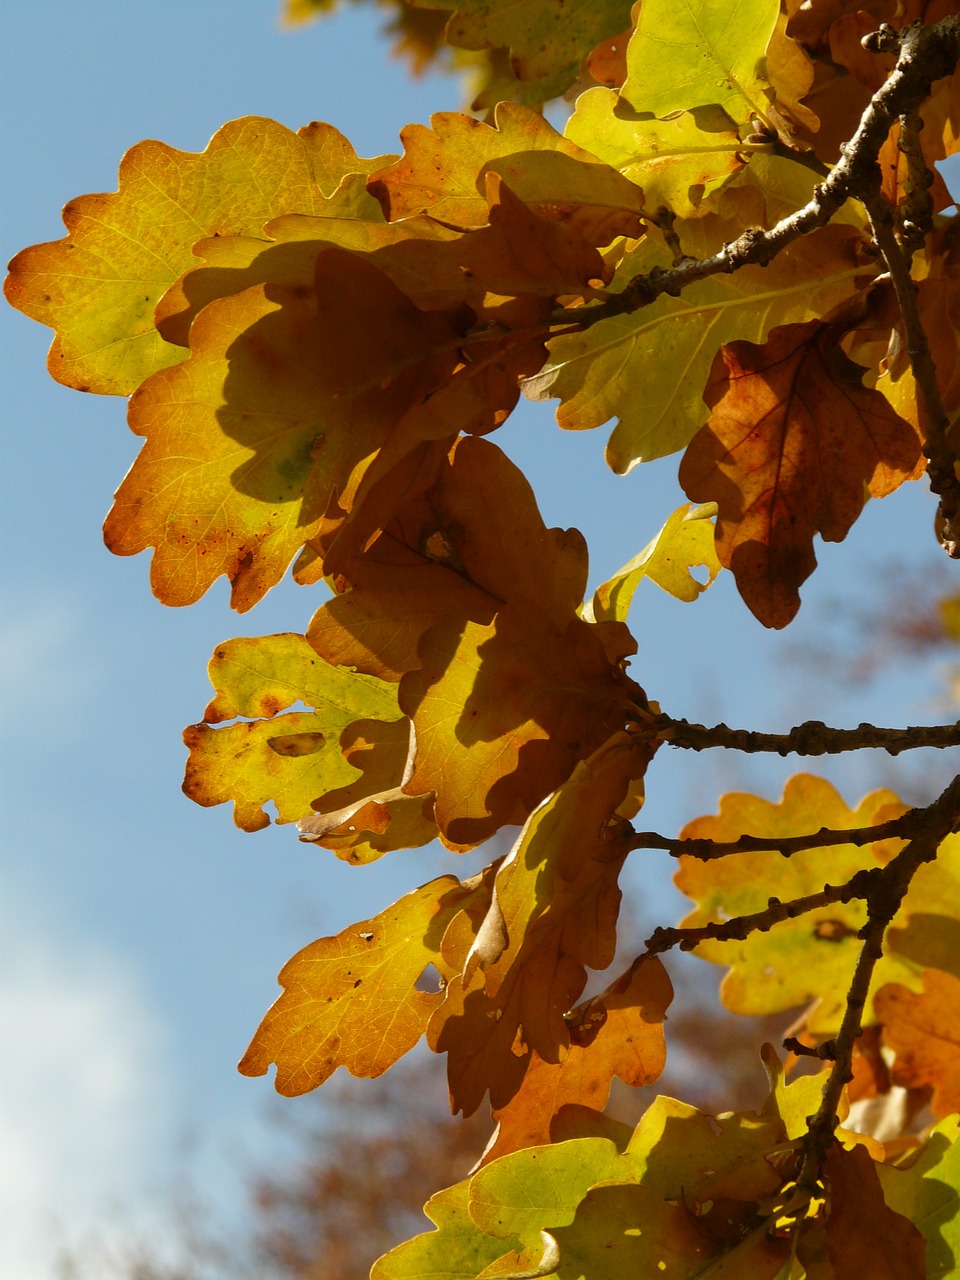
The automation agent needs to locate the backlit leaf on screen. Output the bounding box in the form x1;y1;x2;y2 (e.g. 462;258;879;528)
679;318;923;628
874;969;960;1119
565;89;744;219
823;1144;926;1280
877;1117;960;1279
674;774;919;1034
239;873;482;1095
586;501;721;624
103;248;467;610
371;1180;520;1280
428;732;655;1113
3;117;390;395
525;223;874;471
368;102;647;244
621;0;781;126
485;957;673;1162
182;633;401;831
410;0;634;96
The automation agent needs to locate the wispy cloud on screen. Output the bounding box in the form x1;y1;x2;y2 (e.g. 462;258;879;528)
0;897;174;1279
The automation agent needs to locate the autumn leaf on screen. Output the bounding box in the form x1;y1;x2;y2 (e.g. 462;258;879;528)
679;317;923;628
239;873;484;1095
484;957;673;1163
307;437;644;849
875;969;960;1118
674;774;920;1034
877;1116;960;1279
429;732;654;1113
3;117;392;396
103;248;468;610
367;101;647;244
370;1179;520;1280
525;221;875;471
409;0;634;98
296;718;438;864
565;89;745;219
585;501;721;624
182;633;401;831
621;0;781;127
822;1143;926;1280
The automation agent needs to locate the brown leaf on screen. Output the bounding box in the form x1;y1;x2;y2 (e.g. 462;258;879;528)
679;318;923;628
875;969;960;1118
823;1143;926;1279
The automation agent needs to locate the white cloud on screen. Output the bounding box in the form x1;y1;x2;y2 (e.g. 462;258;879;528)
0;900;175;1280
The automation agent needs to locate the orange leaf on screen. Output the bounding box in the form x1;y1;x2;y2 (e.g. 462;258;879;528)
875;969;960;1118
484;956;672;1162
679;318;923;628
822;1143;926;1279
239;874;481;1096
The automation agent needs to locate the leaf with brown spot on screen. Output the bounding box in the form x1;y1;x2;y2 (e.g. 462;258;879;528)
104;248;468;610
484;956;673;1162
679;318;923;628
3;117;392;395
239;875;481;1095
367;101;646;244
182;633;401;831
875;969;960;1119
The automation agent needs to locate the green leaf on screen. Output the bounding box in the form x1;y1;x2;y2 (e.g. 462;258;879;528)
372;1180;521;1280
524;223;874;472
565;90;744;219
621;0;781;126
411;0;634;98
183;633;401;831
877;1117;960;1279
586;502;721;623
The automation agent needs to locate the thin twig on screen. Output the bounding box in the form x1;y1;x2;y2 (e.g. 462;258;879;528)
628;807;924;861
653;714;960;756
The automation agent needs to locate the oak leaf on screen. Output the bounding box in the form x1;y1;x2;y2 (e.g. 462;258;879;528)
409;0;634;97
3;117;390;396
877;1116;960;1279
183;633;401;831
822;1144;926;1280
874;969;960;1119
586;501;721;624
484;957;673;1163
566;89;744;219
239;873;485;1095
367;101;647;245
621;0;781;126
678;317;923;628
525;222;875;471
104;248;468;610
674;774;919;1034
428;731;653;1113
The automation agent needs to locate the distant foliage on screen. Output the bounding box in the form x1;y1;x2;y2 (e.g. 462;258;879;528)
7;1;960;1274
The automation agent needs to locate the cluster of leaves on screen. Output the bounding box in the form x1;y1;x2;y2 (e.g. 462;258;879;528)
7;0;960;1275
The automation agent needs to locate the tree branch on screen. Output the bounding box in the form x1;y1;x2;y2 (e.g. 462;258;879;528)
652;713;960;755
797;769;960;1191
548;15;960;331
628;806;925;861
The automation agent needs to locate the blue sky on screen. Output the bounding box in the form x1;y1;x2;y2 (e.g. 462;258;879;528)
1;4;957;1275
